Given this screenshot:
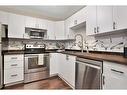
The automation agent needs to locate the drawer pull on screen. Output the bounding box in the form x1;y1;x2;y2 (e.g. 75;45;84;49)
102;76;105;85
66;55;69;60
11;64;18;66
11;57;17;59
113;22;116;29
97;26;99;33
111;69;124;74
94;27;96;33
11;74;18;77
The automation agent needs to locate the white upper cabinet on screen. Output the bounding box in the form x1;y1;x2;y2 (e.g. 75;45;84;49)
36;18;47;29
25;16;36;28
86;6;113;36
25;16;47;29
64;18;75;39
54;21;65;40
0;11;9;25
8;13;25;38
86;6;97;36
46;20;55;39
69;7;86;28
76;7;87;24
97;6;113;34
113;6;127;30
86;6;127;36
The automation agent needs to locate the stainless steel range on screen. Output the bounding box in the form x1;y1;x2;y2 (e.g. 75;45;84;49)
24;44;50;83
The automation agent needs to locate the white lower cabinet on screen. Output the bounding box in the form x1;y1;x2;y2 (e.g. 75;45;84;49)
62;54;76;88
103;61;127;89
4;68;24;84
49;53;76;88
49;53;58;76
4;54;24;84
58;54;76;88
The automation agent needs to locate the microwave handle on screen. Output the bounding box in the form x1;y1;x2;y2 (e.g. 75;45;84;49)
25;55;38;58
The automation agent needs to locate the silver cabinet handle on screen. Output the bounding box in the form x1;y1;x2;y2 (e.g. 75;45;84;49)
97;26;99;33
94;27;96;33
113;22;116;30
111;69;124;74
102;76;105;85
66;55;69;60
11;74;18;77
74;20;77;25
11;64;18;66
11;57;17;59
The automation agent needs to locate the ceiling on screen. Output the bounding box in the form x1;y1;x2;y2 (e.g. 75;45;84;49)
0;6;85;21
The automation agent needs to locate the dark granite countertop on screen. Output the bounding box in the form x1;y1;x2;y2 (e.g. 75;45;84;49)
2;50;25;55
2;49;127;66
59;51;127;65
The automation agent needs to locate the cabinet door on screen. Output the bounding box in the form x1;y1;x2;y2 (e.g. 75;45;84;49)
57;54;66;78
65;18;74;39
46;21;55;39
54;21;65;40
25;16;36;28
49;53;58;76
36;18;47;29
86;6;97;36
69;15;75;28
97;6;113;34
8;13;25;38
65;55;76;87
4;68;24;84
0;11;9;25
58;54;76;87
103;61;127;89
76;7;87;24
113;6;127;30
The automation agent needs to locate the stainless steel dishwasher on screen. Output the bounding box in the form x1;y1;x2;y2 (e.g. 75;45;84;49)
75;57;103;89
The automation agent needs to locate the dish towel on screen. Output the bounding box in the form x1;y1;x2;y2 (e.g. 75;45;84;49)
38;54;44;65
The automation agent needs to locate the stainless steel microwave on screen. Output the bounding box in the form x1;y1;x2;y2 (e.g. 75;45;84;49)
25;27;47;39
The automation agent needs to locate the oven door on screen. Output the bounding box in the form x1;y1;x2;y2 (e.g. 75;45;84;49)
25;54;48;73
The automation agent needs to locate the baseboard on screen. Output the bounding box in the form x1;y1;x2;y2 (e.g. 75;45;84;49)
58;74;75;90
0;85;4;89
4;81;24;87
50;73;58;77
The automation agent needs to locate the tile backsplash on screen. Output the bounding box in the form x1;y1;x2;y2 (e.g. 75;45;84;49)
2;39;67;50
66;29;127;53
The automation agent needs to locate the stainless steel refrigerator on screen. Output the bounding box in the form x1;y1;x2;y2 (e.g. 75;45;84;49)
0;23;3;89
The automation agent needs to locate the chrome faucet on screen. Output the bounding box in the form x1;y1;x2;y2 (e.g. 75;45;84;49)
74;34;84;53
84;41;89;53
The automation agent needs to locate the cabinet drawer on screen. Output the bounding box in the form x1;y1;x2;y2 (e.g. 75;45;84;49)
103;61;127;76
4;55;24;62
4;60;24;69
4;68;24;84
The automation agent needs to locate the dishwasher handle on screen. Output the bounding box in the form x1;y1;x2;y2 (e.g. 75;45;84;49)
76;61;101;69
